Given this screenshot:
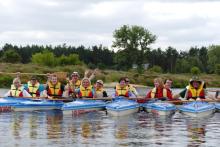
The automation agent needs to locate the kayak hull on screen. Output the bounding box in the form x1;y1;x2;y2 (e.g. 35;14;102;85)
0;97;33;112
143;102;176;116
107;107;139;117
12;100;63;112
62;99;106;115
179;101;215;117
106;98;139;117
215;103;220;112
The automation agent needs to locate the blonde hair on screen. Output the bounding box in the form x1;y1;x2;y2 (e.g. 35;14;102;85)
154;78;164;88
81;78;91;85
13;78;21;85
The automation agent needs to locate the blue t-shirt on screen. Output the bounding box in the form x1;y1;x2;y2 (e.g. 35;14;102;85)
23;83;45;93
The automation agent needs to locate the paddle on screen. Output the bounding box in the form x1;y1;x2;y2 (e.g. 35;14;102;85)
1;96;73;102
81;96;145;101
167;98;220;105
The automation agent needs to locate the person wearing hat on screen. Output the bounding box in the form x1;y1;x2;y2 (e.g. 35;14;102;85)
173;76;206;101
75;78;95;98
65;71;81;98
4;77;32;97
23;76;45;97
93;80;108;98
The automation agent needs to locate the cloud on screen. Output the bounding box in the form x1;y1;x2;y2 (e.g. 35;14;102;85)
0;0;220;51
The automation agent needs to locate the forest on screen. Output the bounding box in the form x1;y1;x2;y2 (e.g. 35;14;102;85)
0;25;220;75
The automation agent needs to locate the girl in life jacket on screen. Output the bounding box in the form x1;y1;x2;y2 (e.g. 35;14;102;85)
4;77;31;97
93;80;108;98
43;74;65;99
146;77;172;100
76;78;95;98
113;77;135;98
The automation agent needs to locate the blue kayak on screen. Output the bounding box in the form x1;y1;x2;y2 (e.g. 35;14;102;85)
143;102;176;116
0;97;33;112
179;101;215;117
62;99;106;115
214;103;220;111
12;100;64;111
106;97;139;116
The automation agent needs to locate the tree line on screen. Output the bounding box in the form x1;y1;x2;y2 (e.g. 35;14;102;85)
0;25;220;74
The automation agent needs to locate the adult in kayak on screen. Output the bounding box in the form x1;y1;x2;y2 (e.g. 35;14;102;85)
65;71;81;98
112;77;136;98
93;80;108;98
75;78;95;98
164;79;173;97
173;76;206;101
43;74;66;99
4;77;31;97
125;77;139;97
23;76;45;97
146;77;173;100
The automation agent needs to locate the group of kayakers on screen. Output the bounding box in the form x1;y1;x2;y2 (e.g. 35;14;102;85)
3;71;220;102
4;71;108;99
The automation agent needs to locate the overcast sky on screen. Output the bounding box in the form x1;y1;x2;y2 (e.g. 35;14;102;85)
0;0;220;51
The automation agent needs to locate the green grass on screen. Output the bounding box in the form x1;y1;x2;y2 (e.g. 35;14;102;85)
0;63;220;88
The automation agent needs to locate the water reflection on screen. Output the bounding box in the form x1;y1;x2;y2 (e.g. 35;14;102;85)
46;110;63;139
29;113;38;139
184;114;214;147
12;113;24;139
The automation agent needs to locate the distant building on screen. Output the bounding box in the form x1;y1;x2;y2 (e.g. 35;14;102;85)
132;64;138;69
143;63;149;70
132;63;149;70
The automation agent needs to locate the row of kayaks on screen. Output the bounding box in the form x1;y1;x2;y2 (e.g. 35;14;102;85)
0;96;220;117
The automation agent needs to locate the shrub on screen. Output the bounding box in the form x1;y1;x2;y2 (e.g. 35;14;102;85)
215;64;220;75
32;51;57;66
1;50;21;63
0;76;13;88
190;66;201;75
148;65;163;73
58;54;81;66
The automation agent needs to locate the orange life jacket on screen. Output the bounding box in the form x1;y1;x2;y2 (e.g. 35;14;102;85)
115;84;129;97
47;82;63;97
78;85;93;98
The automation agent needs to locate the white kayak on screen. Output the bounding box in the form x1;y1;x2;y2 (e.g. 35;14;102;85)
12;100;64;111
62;99;106;115
179;101;215;117
106;98;139;117
143;102;176;116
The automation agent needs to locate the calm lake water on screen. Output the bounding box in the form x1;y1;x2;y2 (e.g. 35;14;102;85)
0;88;220;147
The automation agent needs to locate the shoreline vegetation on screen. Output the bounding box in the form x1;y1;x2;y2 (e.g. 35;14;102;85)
0;63;220;88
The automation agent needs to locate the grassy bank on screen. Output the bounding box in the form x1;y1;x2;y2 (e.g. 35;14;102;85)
0;63;220;88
